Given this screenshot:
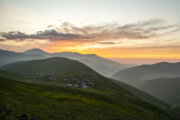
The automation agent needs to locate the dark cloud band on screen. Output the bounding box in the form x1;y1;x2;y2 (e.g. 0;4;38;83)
0;29;91;41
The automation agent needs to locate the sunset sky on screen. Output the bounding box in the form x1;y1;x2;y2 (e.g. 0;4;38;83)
0;0;180;64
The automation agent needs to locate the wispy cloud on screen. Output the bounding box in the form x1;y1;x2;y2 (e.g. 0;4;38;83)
0;19;179;44
0;30;91;41
53;19;179;41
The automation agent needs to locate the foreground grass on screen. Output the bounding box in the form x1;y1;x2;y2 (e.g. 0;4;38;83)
0;77;172;120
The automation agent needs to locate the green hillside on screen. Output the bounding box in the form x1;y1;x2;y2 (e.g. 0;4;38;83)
0;69;170;111
1;57;95;76
0;77;172;120
0;57;129;91
1;57;113;88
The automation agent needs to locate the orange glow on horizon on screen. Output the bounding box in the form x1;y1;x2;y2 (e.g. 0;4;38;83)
42;42;180;59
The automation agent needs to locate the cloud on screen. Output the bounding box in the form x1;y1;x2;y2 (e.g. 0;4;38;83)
0;29;92;42
51;19;180;41
0;19;179;43
0;29;90;42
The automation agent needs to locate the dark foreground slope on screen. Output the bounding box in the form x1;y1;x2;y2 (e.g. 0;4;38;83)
169;105;180;120
0;77;172;120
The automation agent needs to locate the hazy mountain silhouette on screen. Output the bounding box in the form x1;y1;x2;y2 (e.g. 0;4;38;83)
0;49;44;67
23;48;130;77
0;48;129;77
131;77;180;105
112;62;180;83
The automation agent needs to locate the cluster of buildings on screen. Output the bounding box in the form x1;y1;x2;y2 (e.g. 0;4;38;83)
21;71;97;89
59;74;96;89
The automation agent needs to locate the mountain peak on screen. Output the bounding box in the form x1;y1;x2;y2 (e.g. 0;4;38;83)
24;48;46;52
24;48;49;55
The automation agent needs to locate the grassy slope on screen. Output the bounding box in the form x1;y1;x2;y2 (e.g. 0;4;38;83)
0;57;123;89
0;70;170;110
131;78;180;105
0;77;172;120
0;57;100;86
0;69;171;109
130;78;180;120
112;79;170;110
1;57;95;76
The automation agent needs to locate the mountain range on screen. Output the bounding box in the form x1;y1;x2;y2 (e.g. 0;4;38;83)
0;48;130;77
24;48;131;77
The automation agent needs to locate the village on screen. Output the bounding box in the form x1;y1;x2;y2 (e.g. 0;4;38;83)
21;71;97;89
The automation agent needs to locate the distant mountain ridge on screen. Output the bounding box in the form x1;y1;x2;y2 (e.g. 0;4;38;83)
0;49;45;67
0;48;129;77
112;62;180;82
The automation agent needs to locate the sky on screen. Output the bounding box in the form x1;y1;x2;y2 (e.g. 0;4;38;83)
0;0;180;64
